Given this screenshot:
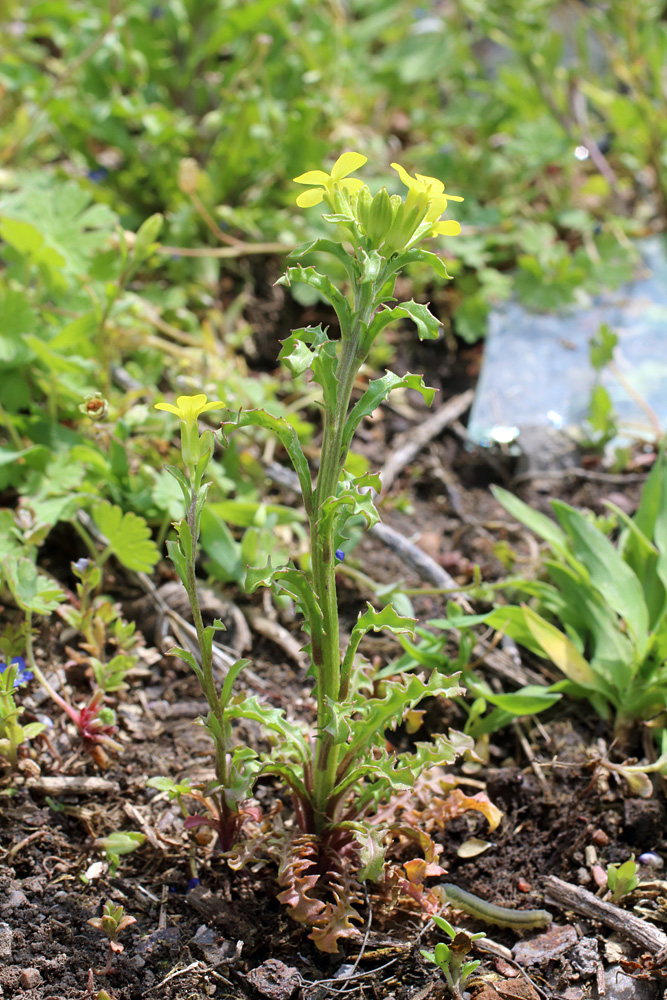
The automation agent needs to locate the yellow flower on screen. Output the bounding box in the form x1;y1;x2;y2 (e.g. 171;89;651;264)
391;162;463;236
293;151;367;208
155;394;224;428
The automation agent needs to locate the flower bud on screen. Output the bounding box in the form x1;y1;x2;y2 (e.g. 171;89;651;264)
366;187;394;242
354;185;372;228
178;158;200;195
79;392;109;421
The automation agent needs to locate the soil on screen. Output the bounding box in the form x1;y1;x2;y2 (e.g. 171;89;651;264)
2;315;666;1000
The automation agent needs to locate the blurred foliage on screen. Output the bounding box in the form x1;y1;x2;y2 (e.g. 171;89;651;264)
0;0;666;568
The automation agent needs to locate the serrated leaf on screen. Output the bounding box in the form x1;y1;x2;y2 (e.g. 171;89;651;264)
342;371;435;456
92;501;160;573
365;300;441;345
276;266;352;335
396;248;453;279
221;408;312;514
288;238;359;282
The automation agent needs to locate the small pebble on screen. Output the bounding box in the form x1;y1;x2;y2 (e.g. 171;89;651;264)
0;921;13;960
517;878;531;892
576;867;592;885
591;864;608;888
19;969;42;989
638;851;663;869
584;844;598;867
591;828;609;847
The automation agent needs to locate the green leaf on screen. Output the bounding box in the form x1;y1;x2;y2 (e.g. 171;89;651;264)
551;500;649;651
95;831;146;857
92;501;160;573
199;508;243;585
353;603;416;641
365;300;441;346
221;408;312;514
396;248;453;280
520;605;602;690
2;555;65;614
342;372;435;457
278;325;339;411
225;694;308;761
288;238;359;283
276;266;352;335
492;486;568;552
130;213;163;268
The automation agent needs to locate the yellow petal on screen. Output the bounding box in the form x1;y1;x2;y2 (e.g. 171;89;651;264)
415;172;444;195
433;220;462;236
155;402;182;417
340;177;365;194
390;162;417;190
175;394;209;423
425;194;448;223
330;151;367;181
445;193;465;202
293;169;331;185
296;188;325;207
198;400;225;415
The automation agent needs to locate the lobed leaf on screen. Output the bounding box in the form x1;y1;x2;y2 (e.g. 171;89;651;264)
92;501;160;573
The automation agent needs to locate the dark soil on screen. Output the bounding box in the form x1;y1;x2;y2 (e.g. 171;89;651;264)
2;319;666;1000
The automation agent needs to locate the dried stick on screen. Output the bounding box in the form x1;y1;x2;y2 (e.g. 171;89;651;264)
544;876;667;956
379;389;474;494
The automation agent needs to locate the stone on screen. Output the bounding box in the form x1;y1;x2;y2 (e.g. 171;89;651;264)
0;922;12;961
19;969;42;989
246;959;300;999
604;965;658;1000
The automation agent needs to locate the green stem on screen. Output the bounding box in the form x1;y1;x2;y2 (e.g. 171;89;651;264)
184;484;233;824
309;272;381;829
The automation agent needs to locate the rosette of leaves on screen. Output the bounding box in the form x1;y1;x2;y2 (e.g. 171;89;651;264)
488;450;667;742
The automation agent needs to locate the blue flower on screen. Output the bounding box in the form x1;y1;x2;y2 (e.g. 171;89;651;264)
0;656;33;688
87;167;108;184
335;549;345;561
73;558;90;572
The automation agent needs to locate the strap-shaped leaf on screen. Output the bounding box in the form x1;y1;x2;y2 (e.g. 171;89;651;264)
552;500;649;653
492;485;569;554
169;643;204;684
288;238;360;283
276;266;351;336
342;372;435;456
221;408;313;514
246;563;323;661
165;538;188;586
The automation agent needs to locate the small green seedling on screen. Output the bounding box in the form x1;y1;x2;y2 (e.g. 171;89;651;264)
93;831;146;877
421;913;485;999
606;855;639;903
87;900;137;974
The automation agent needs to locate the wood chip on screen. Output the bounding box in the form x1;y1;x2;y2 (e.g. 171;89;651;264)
25;776;117;795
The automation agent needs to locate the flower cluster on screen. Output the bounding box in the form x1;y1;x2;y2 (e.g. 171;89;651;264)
0;656;33;689
293;151;462;253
